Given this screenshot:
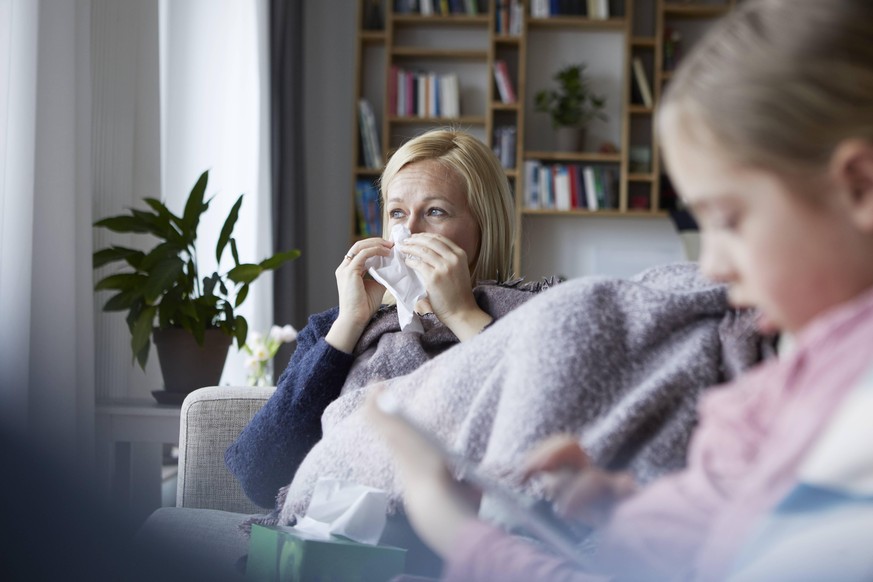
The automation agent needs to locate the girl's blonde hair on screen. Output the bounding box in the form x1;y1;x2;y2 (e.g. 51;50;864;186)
659;0;873;175
379;128;515;283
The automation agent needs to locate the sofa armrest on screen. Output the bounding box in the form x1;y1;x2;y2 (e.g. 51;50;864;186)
176;385;275;513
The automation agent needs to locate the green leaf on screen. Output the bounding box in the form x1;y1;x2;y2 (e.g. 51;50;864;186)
143;257;185;303
183;170;209;235
139;241;187;272
135;343;150;370
217;195;244;264
227;263;262;284
93;246;145;269
131;306;157;369
103;289;142;312
259;249;301;271
230;238;240;266
95;273;147;291
234;315;248;349
94;215;153;234
235;284;249;308
130;208;173;239
202;273;218;298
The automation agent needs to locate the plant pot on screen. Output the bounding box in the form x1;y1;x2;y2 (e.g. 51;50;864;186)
153;328;233;395
555;126;587;152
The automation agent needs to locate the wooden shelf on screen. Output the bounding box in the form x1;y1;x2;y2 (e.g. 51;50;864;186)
663;3;731;18
389;115;487;125
351;1;735;276
632;36;657;48
391;47;488;59
522;208;668;218
526;16;626;30
628;104;654;115
359;30;386;43
525;151;622;163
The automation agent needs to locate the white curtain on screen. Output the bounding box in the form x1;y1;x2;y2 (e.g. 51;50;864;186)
0;0;97;465
0;0;271;469
160;0;272;387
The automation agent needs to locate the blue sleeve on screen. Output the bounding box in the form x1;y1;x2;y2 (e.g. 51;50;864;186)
224;307;355;508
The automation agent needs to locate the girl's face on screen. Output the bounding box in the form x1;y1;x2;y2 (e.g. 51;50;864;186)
661;112;873;335
385;159;481;266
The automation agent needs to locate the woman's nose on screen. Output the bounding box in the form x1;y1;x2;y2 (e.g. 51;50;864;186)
405;214;424;234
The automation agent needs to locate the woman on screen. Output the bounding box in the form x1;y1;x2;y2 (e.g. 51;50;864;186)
225;128;546;509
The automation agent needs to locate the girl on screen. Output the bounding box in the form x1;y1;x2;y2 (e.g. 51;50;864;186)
367;0;873;579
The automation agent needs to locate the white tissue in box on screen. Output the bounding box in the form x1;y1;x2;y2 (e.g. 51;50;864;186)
294;478;388;546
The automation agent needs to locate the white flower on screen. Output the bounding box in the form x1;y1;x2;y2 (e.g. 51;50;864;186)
278;324;298;343
268;325;283;342
253;345;270;361
248;331;264;345
244;356;259;371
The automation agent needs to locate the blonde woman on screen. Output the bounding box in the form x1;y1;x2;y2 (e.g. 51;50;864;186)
226;128;546;508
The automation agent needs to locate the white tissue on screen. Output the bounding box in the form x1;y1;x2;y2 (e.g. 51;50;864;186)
293;478;388;545
365;224;427;333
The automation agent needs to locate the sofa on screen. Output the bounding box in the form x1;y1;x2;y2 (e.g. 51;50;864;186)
175;385;275;514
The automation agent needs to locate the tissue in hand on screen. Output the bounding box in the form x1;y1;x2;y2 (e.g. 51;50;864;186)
365;224;427;333
293;478;389;545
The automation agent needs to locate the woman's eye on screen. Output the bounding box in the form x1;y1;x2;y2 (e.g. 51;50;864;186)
388;209;405;219
426;207;447;217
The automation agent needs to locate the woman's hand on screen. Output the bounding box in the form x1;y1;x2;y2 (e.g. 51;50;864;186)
325;238;393;353
397;233;492;341
520;435;637;528
365;386;480;559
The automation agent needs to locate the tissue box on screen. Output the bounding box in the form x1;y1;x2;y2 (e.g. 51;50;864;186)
246;524;407;582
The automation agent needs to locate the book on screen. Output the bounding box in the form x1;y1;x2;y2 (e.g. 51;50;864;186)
632;57;653;108
440;73;460;118
524;160;541;208
493;60;517;104
554;165;571;211
583;166;598;211
357;99;382;168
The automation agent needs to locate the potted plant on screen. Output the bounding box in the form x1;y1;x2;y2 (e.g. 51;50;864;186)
534;63;608;152
92;170;300;398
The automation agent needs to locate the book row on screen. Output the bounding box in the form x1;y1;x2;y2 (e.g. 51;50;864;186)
495;0;523;35
393;0;486;15
523;161;619;211
530;0;612;18
355;179;383;237
389;67;460;118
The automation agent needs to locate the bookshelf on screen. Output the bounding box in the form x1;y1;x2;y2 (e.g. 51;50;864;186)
351;0;736;278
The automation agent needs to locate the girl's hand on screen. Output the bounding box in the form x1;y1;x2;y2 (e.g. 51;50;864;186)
520;435;637;528
397;233;492;341
365;386;480;559
325;238;393;353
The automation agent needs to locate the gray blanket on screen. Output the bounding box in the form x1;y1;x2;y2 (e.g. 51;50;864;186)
277;262;769;522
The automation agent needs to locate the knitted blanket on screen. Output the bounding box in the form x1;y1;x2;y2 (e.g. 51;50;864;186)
276;263;770;523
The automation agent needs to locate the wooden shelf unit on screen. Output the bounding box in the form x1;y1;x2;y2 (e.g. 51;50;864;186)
351;0;736;275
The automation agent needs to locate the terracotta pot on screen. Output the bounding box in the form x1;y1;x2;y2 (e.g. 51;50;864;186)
152;328;232;394
555;126;587;152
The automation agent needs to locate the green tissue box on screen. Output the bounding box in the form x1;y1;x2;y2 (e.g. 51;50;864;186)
246;524;407;582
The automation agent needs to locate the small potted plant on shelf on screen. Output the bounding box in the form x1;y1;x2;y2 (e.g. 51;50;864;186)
92;170;300;400
534;63;608;152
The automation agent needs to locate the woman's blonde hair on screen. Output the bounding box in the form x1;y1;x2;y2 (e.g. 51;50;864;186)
379;128;515;283
659;0;873;176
